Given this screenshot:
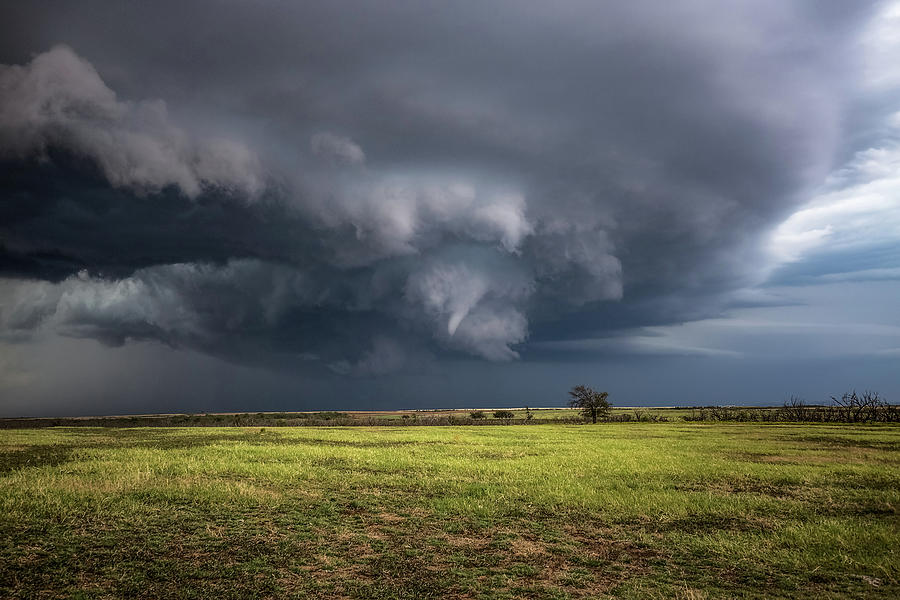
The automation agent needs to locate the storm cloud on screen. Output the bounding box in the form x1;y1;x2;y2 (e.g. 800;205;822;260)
0;45;265;198
1;1;898;413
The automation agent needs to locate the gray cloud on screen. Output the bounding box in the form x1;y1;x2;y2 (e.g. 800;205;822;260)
310;132;365;166
3;261;315;347
0;45;265;198
328;336;427;377
1;0;896;396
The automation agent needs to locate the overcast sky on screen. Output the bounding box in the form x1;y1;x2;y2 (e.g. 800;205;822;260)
1;1;898;416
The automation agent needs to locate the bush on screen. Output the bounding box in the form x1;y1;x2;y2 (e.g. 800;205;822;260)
493;410;515;420
470;411;485;420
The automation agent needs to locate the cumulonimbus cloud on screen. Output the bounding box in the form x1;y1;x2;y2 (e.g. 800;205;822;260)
0;0;882;378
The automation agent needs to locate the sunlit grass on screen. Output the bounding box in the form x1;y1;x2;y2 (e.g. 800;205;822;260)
2;423;898;598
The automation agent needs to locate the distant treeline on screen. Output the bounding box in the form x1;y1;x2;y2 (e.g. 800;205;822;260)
684;391;899;423
0;412;354;429
1;391;896;428
0;411;582;429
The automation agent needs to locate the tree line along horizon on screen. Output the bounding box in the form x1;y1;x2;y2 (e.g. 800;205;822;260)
563;385;897;424
0;387;896;428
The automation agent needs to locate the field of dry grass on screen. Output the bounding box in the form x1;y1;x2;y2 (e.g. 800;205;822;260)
2;423;898;598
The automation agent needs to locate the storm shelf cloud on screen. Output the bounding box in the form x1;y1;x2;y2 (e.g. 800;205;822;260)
1;0;898;415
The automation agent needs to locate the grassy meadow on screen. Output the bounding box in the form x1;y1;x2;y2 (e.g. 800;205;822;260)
1;423;898;599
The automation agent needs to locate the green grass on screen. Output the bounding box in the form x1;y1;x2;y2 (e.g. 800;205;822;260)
2;423;898;598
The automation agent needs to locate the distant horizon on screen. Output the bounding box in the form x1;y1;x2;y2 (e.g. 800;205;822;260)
4;398;891;420
2;1;899;416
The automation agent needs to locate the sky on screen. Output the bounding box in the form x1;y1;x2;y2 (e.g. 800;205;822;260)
0;1;898;416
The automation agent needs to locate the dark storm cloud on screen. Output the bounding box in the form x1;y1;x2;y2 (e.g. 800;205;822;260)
0;0;889;374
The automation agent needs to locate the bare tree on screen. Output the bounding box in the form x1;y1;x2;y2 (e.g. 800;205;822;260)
568;385;611;423
832;390;887;422
783;395;808;421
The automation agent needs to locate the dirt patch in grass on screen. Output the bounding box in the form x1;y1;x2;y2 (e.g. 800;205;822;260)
289;515;660;598
509;537;548;558
375;512;407;524
445;533;489;549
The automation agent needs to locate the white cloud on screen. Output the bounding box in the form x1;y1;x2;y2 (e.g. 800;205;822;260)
862;0;900;89
767;141;900;265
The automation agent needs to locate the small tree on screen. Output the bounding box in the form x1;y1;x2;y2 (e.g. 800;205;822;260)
493;410;515;421
568;385;611;423
470;411;485;420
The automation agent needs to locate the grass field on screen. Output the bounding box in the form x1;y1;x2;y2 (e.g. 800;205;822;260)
2;423;898;599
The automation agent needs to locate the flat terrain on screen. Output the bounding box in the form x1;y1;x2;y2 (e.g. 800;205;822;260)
1;423;898;598
0;406;720;428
